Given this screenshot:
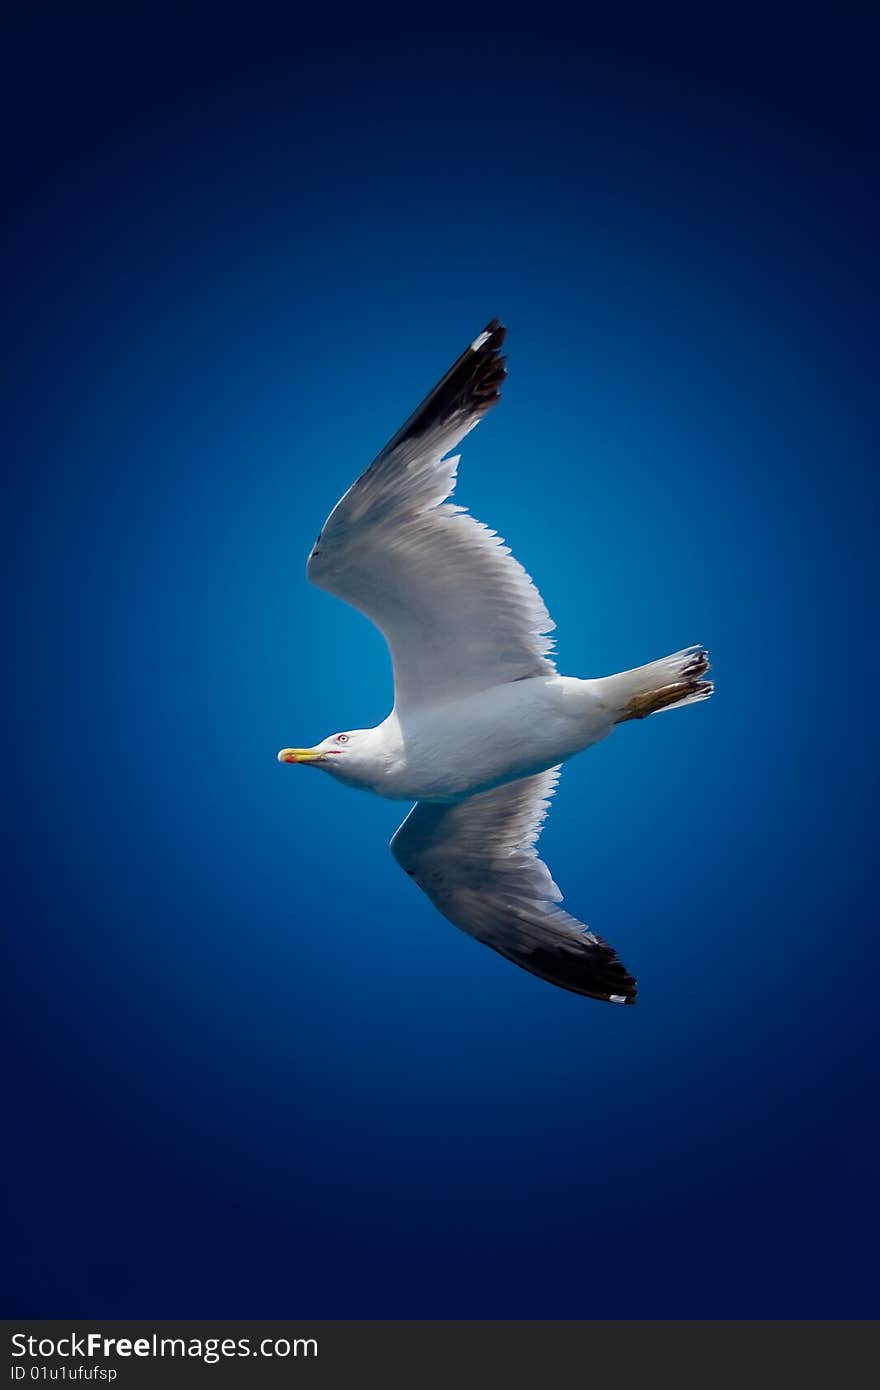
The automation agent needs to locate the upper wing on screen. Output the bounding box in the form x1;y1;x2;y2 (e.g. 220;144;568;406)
390;771;637;1005
307;321;556;715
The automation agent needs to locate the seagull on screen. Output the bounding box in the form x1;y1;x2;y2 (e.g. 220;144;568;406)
278;321;712;1004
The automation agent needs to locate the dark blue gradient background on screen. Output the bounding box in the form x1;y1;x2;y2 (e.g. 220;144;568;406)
4;9;878;1317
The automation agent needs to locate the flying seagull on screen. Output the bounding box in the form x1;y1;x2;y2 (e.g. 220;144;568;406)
278;321;712;1004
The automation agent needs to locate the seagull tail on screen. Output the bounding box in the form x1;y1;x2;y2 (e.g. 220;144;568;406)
610;645;714;722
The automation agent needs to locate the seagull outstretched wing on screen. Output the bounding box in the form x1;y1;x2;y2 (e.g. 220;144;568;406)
306;321;556;715
390;769;638;1004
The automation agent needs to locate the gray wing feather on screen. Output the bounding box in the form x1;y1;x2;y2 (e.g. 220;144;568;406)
391;771;637;1005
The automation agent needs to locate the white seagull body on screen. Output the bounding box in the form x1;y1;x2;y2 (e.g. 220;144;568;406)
279;321;712;1004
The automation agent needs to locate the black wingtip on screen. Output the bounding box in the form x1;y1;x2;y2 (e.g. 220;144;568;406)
377;318;508;459
586;937;639;1006
493;931;638;1007
480;317;506;346
461;319;507;417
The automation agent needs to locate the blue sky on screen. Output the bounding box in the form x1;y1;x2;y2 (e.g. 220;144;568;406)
4;7;878;1315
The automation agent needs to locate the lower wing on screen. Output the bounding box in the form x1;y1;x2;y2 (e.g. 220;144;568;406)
390;770;637;1005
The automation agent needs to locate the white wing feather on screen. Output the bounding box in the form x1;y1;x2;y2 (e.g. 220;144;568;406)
306;322;556;714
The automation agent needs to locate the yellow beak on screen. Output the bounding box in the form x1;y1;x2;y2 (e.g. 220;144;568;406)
277;747;324;764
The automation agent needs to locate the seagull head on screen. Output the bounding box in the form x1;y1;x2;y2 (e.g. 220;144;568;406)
277;728;375;779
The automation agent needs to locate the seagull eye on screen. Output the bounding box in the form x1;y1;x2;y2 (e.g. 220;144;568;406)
336;734;349;744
